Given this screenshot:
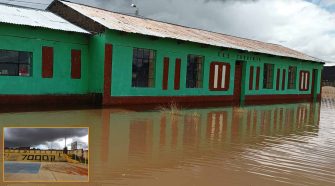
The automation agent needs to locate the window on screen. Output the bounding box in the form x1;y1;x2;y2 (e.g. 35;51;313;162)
299;71;310;91
263;63;274;89
282;69;286;90
132;48;156;87
288;66;297;89
186;55;204;88
42;46;53;78
71;50;81;79
209;62;230;91
0;49;32;76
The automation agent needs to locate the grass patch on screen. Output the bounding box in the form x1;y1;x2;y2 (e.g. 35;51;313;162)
158;102;182;116
233;107;248;114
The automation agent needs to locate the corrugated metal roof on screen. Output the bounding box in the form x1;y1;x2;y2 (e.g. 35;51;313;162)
0;3;89;34
59;1;324;63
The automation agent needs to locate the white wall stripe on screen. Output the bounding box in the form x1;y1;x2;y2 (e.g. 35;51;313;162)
221;65;226;89
301;72;305;90
214;65;219;89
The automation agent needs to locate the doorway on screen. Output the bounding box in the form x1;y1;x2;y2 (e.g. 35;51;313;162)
233;61;245;105
311;69;319;101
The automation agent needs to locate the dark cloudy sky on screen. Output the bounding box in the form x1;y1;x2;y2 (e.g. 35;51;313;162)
1;0;335;64
4;128;88;150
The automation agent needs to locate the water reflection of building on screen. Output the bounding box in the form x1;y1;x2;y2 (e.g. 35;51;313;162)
99;103;320;176
0;103;321;183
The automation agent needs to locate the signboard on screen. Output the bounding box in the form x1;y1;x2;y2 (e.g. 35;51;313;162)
71;141;78;150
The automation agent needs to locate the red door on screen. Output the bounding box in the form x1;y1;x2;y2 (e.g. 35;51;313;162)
234;61;243;105
311;69;318;101
103;44;113;105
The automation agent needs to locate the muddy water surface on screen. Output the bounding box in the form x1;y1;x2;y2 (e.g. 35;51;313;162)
0;100;334;186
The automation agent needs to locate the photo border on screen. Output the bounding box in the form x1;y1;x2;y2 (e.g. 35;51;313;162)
2;126;90;183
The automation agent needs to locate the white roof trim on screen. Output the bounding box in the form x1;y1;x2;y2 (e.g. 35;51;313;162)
0;3;89;34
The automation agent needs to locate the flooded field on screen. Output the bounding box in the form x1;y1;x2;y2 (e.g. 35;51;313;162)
0;100;334;185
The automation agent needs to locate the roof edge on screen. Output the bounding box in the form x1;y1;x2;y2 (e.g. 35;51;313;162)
48;0;104;34
0;2;48;11
0;2;90;34
57;0;326;64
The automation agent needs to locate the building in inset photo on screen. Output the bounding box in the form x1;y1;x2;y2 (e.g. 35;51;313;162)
3;127;89;182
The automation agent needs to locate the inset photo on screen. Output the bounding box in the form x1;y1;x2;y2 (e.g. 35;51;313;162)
3;127;89;182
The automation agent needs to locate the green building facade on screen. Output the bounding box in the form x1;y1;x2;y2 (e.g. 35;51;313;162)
0;1;324;107
90;30;322;106
0;24;90;95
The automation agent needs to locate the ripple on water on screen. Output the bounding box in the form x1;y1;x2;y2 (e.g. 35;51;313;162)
0;101;334;186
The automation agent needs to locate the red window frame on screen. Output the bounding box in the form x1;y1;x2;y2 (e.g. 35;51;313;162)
299;71;310;91
71;49;81;79
209;62;230;91
42;46;53;78
162;57;169;90
174;58;181;90
249;66;254;90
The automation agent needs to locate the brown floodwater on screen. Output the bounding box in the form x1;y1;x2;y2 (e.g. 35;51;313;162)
0;100;334;186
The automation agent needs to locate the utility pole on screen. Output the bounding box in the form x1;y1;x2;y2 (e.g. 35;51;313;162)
131;1;139;16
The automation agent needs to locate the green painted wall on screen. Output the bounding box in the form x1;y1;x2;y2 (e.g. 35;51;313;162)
106;30;236;97
105;30;323;97
0;24;323;98
88;33;106;93
0;24;90;95
244;58;323;95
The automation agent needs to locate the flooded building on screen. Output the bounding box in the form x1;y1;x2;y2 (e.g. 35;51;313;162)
0;1;325;107
0;3;93;105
